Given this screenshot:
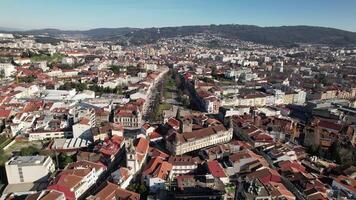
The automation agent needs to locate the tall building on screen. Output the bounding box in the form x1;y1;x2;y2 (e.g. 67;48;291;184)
5;156;55;184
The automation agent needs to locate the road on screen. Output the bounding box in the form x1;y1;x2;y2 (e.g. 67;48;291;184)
141;66;169;123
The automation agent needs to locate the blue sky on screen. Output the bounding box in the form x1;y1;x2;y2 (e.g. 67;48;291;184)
0;0;355;31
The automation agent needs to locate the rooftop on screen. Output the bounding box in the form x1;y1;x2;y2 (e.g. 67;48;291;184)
8;156;48;166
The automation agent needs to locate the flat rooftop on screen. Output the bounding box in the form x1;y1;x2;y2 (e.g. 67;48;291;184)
8;156;47;166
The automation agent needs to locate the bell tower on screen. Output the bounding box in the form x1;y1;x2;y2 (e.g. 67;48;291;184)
125;139;137;173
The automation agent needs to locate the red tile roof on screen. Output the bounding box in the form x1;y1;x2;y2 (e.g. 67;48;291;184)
207;160;226;178
0;110;11;118
94;182;139;200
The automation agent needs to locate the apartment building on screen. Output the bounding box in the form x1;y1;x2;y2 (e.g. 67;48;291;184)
5;156;55;184
168;156;197;177
48;160;106;200
166;125;233;155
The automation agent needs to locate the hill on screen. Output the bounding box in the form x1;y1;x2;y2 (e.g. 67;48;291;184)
3;25;356;46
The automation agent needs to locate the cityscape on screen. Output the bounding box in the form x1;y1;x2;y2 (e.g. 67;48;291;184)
0;1;356;200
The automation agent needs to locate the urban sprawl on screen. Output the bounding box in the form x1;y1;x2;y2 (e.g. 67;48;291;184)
0;32;355;200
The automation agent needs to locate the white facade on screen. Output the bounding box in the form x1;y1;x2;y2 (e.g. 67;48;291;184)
28;130;72;141
0;63;16;77
5;156;55;184
72;123;92;140
167;126;233;155
148;177;166;193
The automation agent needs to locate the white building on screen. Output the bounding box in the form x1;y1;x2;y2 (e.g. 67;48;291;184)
48;160;106;200
0;63;16;78
5;156;55;184
166;125;233;155
28;130;73;141
61;57;75;65
72;118;95;140
168;156;197;177
13;58;31;66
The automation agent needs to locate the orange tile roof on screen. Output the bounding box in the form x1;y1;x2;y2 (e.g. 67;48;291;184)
94;182;139;200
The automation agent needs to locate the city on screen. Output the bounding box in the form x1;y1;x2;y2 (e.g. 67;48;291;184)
0;1;356;200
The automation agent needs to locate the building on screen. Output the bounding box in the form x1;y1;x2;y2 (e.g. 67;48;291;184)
168;156;197;177
207;160;229;184
126;137;149;175
25;190;66;200
28;129;73;141
142;157;173;193
237;178;272;200
48;160;106;200
87;181;139;200
115;105;142;128
72;117;95;140
332;175;356;199
5;156;55;184
166;125;233;155
170;175;226;199
0;63;16;77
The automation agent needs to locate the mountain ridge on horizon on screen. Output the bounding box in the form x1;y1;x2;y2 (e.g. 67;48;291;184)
1;24;356;46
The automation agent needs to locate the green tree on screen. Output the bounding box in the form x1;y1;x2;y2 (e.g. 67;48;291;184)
19;146;40;156
138;184;148;194
58;153;74;169
109;65;122;74
18;75;36;83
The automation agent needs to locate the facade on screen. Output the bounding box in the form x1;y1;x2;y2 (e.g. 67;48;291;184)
72;121;93;140
166;125;233;155
168;156;197;177
0;63;16;77
126;137;149;175
48;160;106;200
5;156;55;184
115;109;142;128
142;157;173;193
28;130;72;141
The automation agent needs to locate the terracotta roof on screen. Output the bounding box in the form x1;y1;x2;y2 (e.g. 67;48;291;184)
181;125;227;142
207;160;226;178
247;168;281;184
40;190;64;200
142;157;163;176
54;173;84;190
0;110;11;118
265;182;295;200
167;117;180;129
153;161;172;180
149;131;162;140
318;120;343;132
278;160;306;173
149;147;170;159
94;182;139;200
135;137;149;155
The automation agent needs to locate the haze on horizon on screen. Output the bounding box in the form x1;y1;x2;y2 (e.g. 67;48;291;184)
0;0;356;32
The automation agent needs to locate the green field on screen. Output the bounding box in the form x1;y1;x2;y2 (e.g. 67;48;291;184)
30;53;64;63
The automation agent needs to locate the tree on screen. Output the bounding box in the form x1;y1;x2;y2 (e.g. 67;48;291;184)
127;183;148;196
19;146;40;156
58;153;74;169
109;65;122;74
138;184;148;194
18;75;36;83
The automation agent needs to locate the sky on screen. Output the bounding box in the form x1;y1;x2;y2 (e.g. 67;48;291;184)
0;0;355;32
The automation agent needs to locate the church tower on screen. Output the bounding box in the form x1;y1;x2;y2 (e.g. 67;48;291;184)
125;139;137;173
